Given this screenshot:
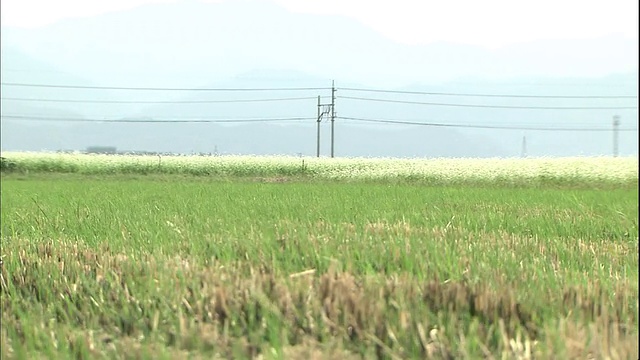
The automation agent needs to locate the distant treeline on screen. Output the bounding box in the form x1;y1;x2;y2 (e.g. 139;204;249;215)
55;148;219;157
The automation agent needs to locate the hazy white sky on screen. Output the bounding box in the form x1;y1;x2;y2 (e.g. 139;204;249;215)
1;0;637;48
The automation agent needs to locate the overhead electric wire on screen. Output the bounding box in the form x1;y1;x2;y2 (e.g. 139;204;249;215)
0;82;332;92
339;87;638;99
338;116;639;132
0;114;315;123
4;113;636;131
339;96;638;110
0;96;320;104
3;81;636;99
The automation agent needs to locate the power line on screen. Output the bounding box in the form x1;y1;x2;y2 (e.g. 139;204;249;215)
1;114;315;123
339;96;638;110
0;82;332;92
0;96;321;104
338;116;639;132
4;81;636;99
2;68;64;74
339;86;638;99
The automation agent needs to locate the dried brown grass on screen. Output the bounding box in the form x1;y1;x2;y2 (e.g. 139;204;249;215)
1;239;638;359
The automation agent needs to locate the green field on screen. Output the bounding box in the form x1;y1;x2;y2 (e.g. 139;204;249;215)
1;153;638;359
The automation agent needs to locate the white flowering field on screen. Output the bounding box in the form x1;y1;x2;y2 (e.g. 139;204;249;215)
1;151;637;185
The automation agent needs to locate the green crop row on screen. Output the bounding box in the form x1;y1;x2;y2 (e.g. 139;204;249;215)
1;175;638;359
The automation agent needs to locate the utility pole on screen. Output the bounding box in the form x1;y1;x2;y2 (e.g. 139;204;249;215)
521;135;527;158
316;96;321;158
330;81;337;158
613;115;620;157
316;95;333;157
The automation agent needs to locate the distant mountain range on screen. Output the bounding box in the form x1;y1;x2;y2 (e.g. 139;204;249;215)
1;0;638;157
2;0;638;87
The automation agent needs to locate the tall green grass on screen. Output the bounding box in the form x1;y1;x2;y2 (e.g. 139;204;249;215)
1;175;638;359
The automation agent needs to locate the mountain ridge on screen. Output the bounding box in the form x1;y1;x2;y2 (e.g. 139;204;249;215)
1;0;637;157
2;0;637;87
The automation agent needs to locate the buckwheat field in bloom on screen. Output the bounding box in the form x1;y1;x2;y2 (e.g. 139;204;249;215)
1;152;638;359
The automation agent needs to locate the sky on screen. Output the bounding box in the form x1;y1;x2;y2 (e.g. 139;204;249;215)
1;0;637;49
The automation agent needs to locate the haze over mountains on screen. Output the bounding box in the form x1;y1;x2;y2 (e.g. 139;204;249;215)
1;0;638;157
